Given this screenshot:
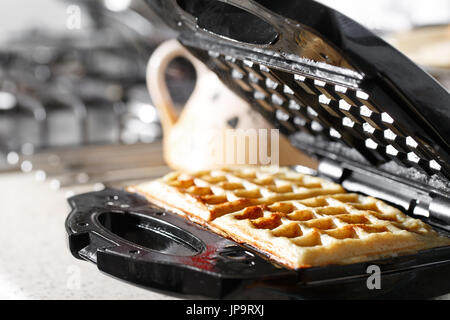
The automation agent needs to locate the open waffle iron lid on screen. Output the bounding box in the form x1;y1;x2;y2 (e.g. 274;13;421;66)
145;0;450;229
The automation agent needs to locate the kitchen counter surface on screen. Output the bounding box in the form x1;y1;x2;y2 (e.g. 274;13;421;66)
0;171;177;300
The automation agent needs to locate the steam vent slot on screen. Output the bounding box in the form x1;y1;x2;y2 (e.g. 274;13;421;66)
97;211;204;256
177;0;278;45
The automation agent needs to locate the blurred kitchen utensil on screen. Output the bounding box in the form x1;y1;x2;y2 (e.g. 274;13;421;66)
388;24;450;89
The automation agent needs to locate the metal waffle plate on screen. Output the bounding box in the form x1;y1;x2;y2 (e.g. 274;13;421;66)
144;0;450;190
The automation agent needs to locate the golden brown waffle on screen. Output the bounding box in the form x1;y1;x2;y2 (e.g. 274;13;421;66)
128;166;450;269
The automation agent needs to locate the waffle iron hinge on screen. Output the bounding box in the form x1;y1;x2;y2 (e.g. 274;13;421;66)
318;159;450;228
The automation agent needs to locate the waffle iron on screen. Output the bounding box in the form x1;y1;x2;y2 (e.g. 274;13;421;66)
65;0;450;299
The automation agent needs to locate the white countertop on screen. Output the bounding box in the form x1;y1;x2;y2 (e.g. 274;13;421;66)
0;171;177;300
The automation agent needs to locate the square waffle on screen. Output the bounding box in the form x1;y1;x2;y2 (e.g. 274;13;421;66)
128;166;450;269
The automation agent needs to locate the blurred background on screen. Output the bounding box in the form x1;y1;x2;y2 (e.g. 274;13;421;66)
0;0;449;194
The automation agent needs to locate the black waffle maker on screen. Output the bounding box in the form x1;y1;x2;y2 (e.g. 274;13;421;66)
65;0;450;299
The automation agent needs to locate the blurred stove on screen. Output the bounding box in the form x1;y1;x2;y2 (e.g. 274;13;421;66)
0;27;160;155
0;0;196;193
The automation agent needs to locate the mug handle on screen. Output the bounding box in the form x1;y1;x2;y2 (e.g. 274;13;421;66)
146;39;209;133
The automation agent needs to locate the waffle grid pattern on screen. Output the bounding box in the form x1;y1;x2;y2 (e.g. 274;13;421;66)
204;51;447;178
218;192;431;247
162;167;344;219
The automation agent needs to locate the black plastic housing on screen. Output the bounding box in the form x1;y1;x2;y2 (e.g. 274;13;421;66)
66;188;450;299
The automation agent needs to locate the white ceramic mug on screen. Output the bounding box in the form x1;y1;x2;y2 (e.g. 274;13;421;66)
146;39;316;172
